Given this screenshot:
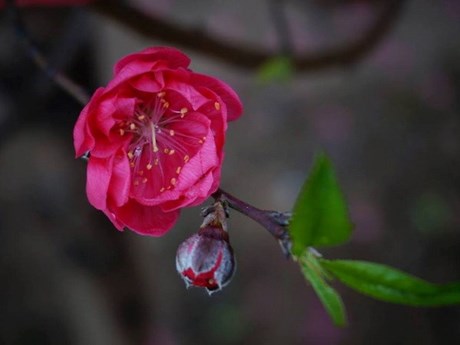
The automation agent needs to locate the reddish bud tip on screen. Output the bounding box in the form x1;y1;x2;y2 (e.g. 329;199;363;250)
176;226;235;295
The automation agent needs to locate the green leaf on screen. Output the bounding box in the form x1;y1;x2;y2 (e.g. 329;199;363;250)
320;259;460;306
289;152;352;255
300;251;347;327
257;56;293;83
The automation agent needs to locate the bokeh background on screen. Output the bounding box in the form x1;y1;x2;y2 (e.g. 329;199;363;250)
1;0;459;344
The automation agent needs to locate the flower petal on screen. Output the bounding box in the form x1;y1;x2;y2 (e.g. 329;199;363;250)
114;47;191;75
164;70;209;110
191;73;243;121
113;199;180;236
73;87;105;157
86;156;112;210
176;128;219;191
160;170;215;212
108;152;131;207
160;130;220;211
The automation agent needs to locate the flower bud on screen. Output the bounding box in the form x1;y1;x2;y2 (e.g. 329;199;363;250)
176;225;235;295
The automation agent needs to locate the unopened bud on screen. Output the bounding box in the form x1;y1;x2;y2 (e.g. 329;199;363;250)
176;222;235;294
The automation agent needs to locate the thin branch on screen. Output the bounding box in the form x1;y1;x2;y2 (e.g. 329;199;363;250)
91;0;405;72
212;188;292;258
7;1;90;105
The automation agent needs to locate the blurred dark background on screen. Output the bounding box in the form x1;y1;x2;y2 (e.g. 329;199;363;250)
0;0;459;344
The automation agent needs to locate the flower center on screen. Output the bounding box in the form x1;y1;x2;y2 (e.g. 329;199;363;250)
116;91;206;197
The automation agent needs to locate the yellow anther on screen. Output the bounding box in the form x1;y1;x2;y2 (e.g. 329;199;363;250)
163;101;170;109
130;123;136;130
170;178;176;186
214;102;220;110
169;149;175;155
128;151;134;159
146;163;153;170
180;107;188;118
164;148;169;154
184;155;190;162
154;158;159;165
169;130;175;136
157;91;165;98
119;129;125;136
160;187;165;192
176;166;181;174
137;115;145;121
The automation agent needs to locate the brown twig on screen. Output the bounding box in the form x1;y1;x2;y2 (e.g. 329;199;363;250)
212;188;292;258
91;0;405;72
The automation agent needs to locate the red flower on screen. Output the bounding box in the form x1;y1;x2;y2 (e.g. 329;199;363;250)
73;47;242;236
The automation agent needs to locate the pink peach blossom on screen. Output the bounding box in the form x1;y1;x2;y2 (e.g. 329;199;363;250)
74;47;242;236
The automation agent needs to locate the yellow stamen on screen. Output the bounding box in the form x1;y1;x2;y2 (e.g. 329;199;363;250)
169;130;175;136
176;166;181;174
151;123;159;153
119;129;125;136
128;151;134;159
130;123;136;130
214;102;220;110
146;163;153;170
180;107;188;118
169;149;175;155
184;155;190;162
170;178;176;186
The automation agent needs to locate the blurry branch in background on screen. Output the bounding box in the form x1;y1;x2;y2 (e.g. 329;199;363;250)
6;1;90;105
91;0;405;72
268;0;294;57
